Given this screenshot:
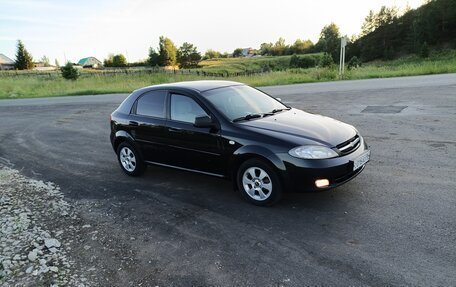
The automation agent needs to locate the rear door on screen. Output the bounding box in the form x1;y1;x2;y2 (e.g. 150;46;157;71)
129;89;169;163
164;93;224;175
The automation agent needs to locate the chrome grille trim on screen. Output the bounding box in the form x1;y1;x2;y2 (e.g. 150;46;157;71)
339;137;360;152
336;135;361;154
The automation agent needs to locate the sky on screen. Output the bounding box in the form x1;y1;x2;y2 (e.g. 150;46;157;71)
0;0;425;64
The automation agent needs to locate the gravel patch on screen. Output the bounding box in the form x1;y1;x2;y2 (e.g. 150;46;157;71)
0;166;91;286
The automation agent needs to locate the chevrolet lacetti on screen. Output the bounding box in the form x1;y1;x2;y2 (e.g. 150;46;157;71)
110;81;370;206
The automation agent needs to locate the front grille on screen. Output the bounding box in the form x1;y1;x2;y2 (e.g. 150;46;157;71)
336;135;360;155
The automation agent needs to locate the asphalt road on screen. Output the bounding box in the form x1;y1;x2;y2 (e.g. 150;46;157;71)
1;74;455;286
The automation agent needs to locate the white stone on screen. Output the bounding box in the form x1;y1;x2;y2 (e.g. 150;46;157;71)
27;251;37;262
44;238;61;249
49;266;59;273
25;266;33;274
40;266;49;273
2;259;11;267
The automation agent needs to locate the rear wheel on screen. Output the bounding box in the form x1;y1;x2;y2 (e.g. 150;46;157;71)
236;159;282;206
117;142;145;176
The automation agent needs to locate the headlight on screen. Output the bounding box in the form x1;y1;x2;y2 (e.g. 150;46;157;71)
289;145;338;159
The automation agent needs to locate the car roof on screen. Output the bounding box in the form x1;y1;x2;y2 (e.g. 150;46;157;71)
135;80;244;94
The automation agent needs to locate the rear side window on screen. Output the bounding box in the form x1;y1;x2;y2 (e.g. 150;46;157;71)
136;90;167;118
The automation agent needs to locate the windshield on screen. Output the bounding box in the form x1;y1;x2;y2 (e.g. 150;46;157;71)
202;85;288;121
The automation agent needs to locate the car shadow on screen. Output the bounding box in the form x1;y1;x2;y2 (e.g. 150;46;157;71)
106;163;365;222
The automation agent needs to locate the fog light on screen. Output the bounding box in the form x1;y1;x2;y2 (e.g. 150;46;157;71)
315;179;329;188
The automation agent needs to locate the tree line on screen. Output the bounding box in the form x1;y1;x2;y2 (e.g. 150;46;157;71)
147;36;202;68
104;26;343;68
6;22;363;74
348;0;456;61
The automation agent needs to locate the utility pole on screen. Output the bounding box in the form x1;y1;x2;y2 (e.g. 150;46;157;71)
339;35;348;79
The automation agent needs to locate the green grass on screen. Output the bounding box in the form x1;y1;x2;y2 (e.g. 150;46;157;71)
0;69;339;99
346;50;456;79
1;50;455;99
198;53;323;74
0;73;210;99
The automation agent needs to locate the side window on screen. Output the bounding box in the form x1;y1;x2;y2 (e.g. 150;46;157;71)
170;94;208;123
136;90;167;118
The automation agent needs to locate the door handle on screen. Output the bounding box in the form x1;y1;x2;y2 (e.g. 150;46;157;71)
129;121;139;126
168;127;182;132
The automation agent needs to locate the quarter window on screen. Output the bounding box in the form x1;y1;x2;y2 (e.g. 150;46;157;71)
170;94;208;123
136;90;167;118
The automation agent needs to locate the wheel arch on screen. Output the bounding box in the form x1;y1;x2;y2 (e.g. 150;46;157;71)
113;130;135;152
229;145;289;191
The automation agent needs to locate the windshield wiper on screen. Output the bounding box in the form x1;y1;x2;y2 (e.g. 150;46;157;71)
270;107;291;114
232;113;263;122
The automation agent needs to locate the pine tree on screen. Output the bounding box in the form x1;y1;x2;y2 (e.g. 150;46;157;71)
60;62;79;80
361;10;376;36
14;40;34;70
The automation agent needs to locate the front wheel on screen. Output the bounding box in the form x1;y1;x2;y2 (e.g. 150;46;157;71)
236;159;282;206
117;142;145;176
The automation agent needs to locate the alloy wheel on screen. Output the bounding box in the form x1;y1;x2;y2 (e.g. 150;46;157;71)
119;147;136;172
242;167;273;201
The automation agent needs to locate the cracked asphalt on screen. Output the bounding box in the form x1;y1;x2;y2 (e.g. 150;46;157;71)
0;73;455;286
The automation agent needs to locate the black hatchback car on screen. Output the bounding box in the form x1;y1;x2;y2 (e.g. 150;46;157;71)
110;81;370;206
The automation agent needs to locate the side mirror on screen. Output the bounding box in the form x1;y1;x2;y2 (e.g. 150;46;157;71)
194;115;216;129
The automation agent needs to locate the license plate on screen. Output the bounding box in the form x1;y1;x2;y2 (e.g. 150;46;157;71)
353;150;370;171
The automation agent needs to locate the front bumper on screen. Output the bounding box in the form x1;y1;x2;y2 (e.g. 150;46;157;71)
278;139;370;192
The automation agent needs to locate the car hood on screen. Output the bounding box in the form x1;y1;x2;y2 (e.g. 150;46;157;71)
239;109;356;147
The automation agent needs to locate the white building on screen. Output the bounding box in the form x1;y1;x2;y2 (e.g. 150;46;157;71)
77;57;102;68
0;54;15;70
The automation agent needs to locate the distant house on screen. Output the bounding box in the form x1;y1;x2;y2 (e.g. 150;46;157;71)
0;54;15;70
34;62;46;68
77;57;102;68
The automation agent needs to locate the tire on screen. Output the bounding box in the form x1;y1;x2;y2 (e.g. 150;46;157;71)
236;159;283;206
116;142;146;176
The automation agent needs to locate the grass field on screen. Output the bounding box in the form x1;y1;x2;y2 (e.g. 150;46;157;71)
1;50;455;99
197;53;324;74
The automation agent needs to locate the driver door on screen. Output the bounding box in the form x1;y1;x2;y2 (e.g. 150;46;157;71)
163;93;224;175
